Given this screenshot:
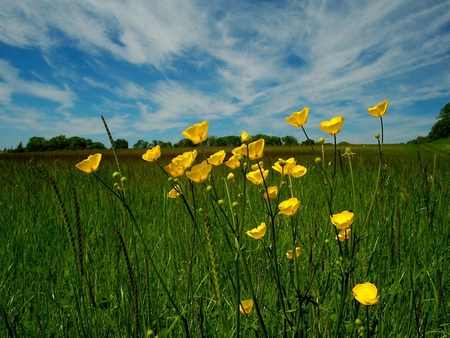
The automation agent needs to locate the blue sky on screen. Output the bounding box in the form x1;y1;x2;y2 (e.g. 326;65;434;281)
0;0;449;150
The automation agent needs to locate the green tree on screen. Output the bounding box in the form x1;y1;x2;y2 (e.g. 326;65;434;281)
115;139;129;149
428;102;450;141
282;135;299;146
133;139;150;149
25;136;48;152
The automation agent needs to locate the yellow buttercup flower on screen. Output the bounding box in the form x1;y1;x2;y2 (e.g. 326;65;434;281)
251;161;264;171
367;100;388;118
142;146;161;162
272;158;307;178
278;197;300;216
319;116;344;135
246;222;267;239
248;138;265;160
336;228;351;242
239;299;253;314
246;168;269;185
207;150;226;166
353;282;379;305
165;150;197;177
263;186;278;200
186;160;212;183
182;121;209;144
232;144;247;157
286;247;302;259
168;185;181;198
286;107;309;127
241;130;252;144
225;154;240;169
75;153;102;174
330;210;354;230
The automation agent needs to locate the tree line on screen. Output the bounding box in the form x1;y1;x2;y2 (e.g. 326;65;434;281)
408;102;450;144
6;133;307;153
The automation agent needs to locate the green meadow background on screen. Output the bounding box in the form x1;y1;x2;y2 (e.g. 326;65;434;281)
1;142;449;337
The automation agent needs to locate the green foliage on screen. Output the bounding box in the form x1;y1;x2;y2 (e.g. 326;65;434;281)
115;138;129;149
409;102;450;143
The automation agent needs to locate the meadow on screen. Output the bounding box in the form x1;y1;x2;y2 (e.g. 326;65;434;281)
1;128;449;336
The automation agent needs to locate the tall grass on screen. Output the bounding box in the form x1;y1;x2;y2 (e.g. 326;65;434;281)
1;137;449;336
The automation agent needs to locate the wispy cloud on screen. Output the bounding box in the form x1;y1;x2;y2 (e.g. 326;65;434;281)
0;0;448;149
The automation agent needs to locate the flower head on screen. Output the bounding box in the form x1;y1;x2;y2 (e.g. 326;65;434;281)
368;100;388;118
246;222;267;239
319;116;345;135
286;247;302;259
207;150;226;166
75;153;102;174
251;161;264;171
186;160;212;183
142;146;161;162
336;228;351;242
241;130;252;144
168;185;181;198
353;282;379;305
278;197;300;216
330;210;354;230
239;299;253;314
165;150;197;177
232;144;247;157
272;158;307;178
182;121;209;144
246;168;269;185
263;186;278;200
248;138;265;160
286;107;309;127
225;154;241;169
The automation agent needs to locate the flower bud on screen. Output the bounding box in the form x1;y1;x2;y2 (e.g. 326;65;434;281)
355;319;362;326
318;137;325;144
227;173;235;181
241;131;252;144
112;171;121;179
315;157;322;164
120;176;127;183
375;133;380;139
218;199;225;206
232;201;239;207
206;185;213;192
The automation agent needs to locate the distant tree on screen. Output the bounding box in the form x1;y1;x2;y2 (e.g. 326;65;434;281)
115;139;129;149
133;139;150;149
68;136;89;150
301;139;316;145
25;136;48;152
174;139;195;148
88;142;106;150
14;141;25;153
427;102;450;141
253;134;282;146
47;135;69;151
282;135;299;146
157;140;172;148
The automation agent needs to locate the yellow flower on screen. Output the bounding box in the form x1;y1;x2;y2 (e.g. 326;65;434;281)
251;161;264;171
227;172;235;181
263;186;278;200
165;150;197;177
207;150;226;166
241;130;252;144
181;121;209;144
278;197;300;216
248;138;265;160
336;228;351;242
246;222;267;239
232;144;247;157
319;116;345;135
168;185;181;198
142;146;161;162
225;154;241;169
330;210;354;230
353;282;379;305
272;158;307;178
246;168;269;185
286;247;302;259
186;160;212;183
75;153;102;174
368;100;388;118
286;107;309;127
239;299;253;314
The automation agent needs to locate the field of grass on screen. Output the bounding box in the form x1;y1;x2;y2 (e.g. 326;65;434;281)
1;140;449;337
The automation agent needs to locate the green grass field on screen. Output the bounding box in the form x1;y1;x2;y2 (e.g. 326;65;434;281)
1;141;449;337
